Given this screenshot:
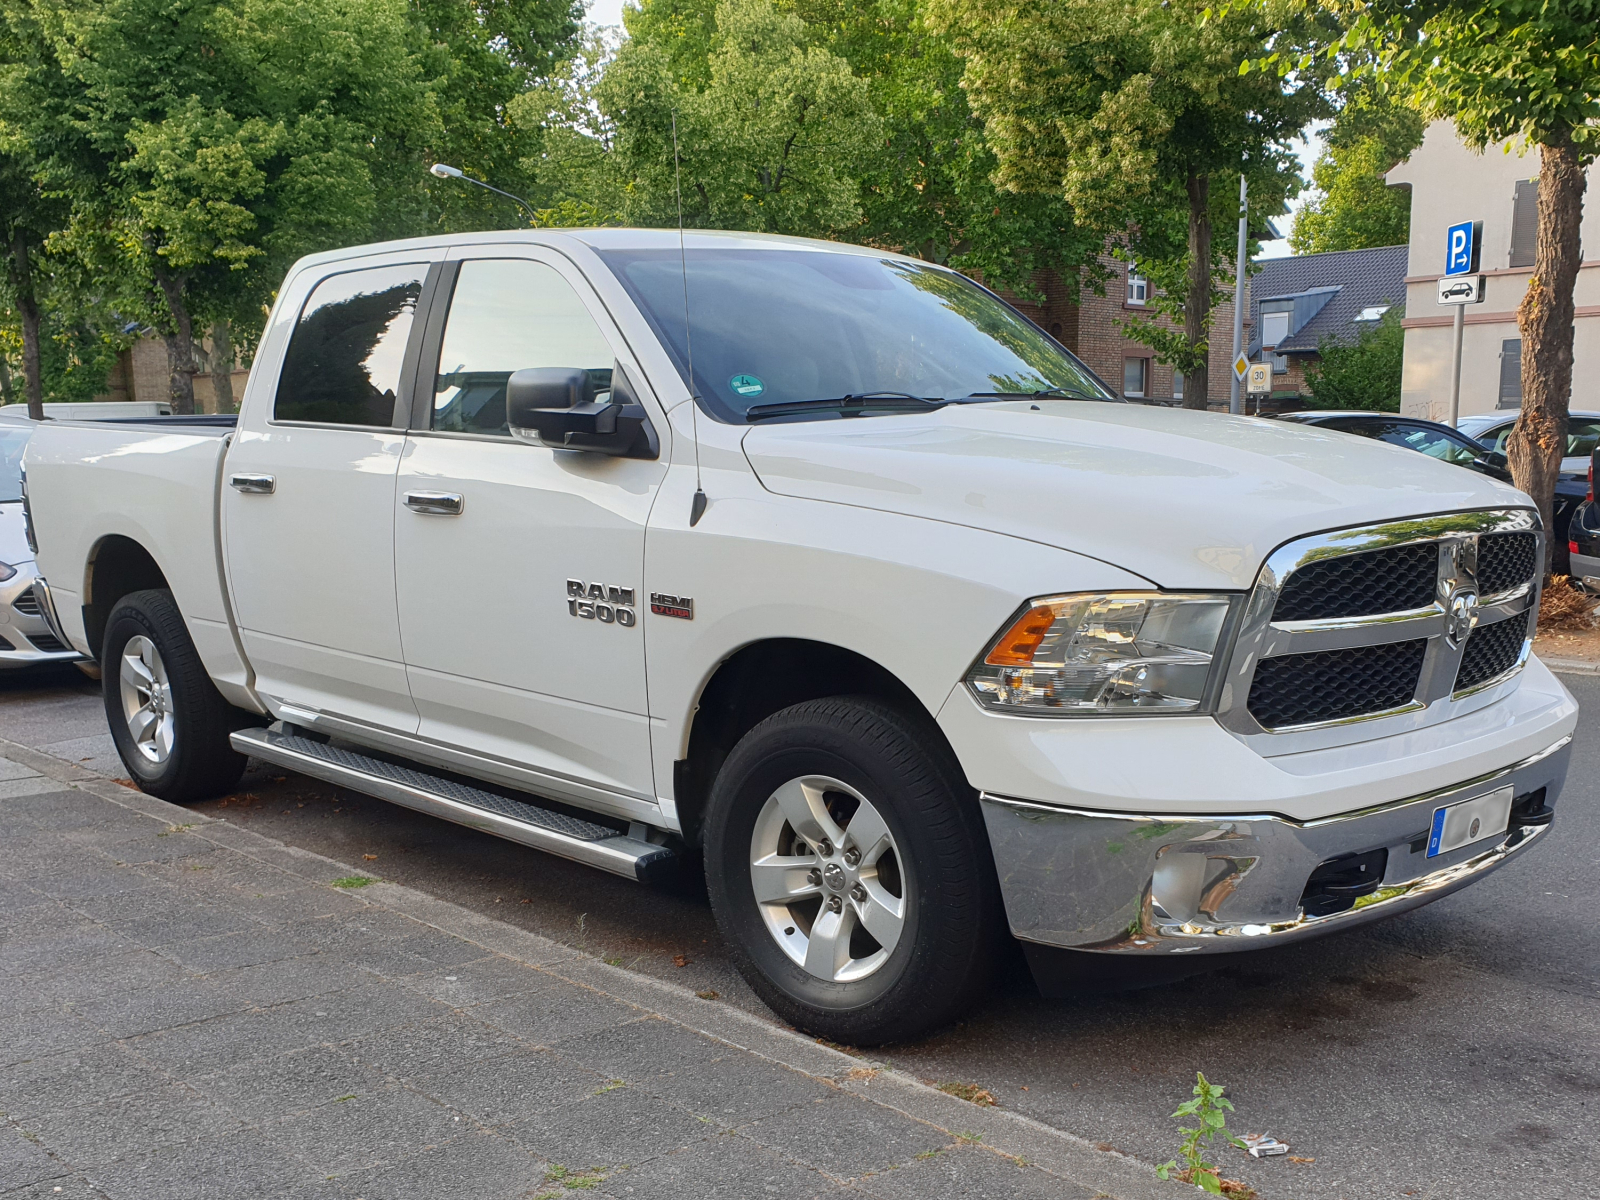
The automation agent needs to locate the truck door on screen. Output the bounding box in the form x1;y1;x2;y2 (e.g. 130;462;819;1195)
392;251;667;812
222;254;441;732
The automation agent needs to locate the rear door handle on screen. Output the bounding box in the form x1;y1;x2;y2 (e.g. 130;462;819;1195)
404;491;464;516
229;473;275;494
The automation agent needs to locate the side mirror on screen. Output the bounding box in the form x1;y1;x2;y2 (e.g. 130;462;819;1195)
506;364;658;459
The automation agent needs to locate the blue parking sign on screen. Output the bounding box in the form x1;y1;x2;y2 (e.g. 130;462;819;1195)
1445;220;1481;276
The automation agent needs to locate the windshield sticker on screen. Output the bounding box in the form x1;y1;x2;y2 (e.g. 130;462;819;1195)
729;374;765;397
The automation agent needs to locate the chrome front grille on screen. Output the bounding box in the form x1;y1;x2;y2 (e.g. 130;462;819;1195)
1221;509;1540;738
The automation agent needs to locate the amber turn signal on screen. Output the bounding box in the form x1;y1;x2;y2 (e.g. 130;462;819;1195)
985;604;1062;666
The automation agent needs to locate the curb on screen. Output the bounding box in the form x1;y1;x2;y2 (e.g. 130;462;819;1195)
0;734;1181;1200
1536;654;1600;675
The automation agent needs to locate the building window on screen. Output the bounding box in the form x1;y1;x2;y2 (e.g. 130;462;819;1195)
1509;179;1539;269
1172;370;1183;401
1498;338;1523;409
1126;267;1148;306
1355;305;1390;322
1260;308;1291;349
1123;356;1148;398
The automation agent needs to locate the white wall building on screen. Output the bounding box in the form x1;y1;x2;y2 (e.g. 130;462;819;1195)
1388;122;1600;421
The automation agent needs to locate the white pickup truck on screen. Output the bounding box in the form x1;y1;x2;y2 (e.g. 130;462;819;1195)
22;230;1577;1043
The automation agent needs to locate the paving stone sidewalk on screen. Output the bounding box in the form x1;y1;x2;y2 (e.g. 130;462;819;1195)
0;739;1175;1200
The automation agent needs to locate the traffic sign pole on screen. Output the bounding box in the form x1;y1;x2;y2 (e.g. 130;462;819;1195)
1228;174;1248;416
1447;301;1465;428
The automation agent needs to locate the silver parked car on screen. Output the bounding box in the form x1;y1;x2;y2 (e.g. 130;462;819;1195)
1;419;83;667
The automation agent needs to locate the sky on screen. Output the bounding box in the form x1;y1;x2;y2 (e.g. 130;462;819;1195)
581;0;1322;258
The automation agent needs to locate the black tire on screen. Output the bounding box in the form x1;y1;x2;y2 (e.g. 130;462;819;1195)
703;697;1002;1046
102;589;249;802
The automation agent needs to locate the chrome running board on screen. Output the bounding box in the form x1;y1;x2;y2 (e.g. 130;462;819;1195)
230;726;676;884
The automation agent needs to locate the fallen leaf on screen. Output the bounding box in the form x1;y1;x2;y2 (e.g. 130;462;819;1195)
673;954;691;967
1288;1156;1315;1164
937;1082;998;1107
362;854;378;861
695;989;719;1000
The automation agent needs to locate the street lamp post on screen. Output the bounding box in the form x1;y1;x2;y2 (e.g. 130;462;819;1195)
429;164;536;225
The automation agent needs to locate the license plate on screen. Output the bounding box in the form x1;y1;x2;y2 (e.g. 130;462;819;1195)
1426;786;1513;858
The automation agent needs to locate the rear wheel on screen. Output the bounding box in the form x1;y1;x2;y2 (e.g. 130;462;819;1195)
102;589;250;802
704;697;1001;1045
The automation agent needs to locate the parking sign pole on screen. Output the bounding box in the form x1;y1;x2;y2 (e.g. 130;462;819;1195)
1447;300;1465;428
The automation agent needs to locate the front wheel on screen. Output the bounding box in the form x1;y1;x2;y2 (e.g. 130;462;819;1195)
704;697;1002;1045
102;589;250;802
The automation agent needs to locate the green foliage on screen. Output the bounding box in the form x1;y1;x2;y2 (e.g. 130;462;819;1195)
925;0;1332;390
598;0;881;236
1304;305;1403;411
1155;1072;1245;1196
1291;82;1423;254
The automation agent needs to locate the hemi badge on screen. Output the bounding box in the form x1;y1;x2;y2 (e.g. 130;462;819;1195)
650;592;694;620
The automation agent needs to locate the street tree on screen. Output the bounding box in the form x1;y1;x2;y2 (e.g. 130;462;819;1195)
1304;306;1403;410
13;0;439;413
598;0;882;236
1257;0;1600;570
1291;82;1423;254
926;0;1331;408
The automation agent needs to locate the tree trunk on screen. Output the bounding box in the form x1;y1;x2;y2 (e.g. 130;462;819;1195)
1182;172;1212;410
11;234;45;421
209;320;235;412
152;266;196;415
1509;128;1585;576
0;351;13;406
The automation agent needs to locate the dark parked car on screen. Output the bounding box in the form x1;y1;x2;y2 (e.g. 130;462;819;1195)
1571;452;1600;589
1278;409;1587;574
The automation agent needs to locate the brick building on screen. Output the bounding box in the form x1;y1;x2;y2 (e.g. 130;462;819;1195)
94;333;248;413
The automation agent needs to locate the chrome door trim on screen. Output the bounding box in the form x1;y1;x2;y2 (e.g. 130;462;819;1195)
229;472;276;494
403;490;465;515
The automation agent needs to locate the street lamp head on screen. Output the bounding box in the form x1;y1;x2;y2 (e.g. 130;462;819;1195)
429;163;463;179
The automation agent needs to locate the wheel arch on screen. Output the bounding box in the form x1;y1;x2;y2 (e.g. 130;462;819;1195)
672;637;966;846
82;535;171;660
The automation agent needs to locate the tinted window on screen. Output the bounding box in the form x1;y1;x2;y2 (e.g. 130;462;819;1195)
1333;419;1483;467
274;264;425;426
597;248;1112;421
432;259;614;437
0;423;28;503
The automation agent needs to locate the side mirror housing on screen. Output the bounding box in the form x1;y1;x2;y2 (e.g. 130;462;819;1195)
506;364;658;458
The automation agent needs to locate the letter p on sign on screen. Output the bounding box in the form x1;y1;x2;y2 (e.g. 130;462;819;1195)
1445;220;1479;276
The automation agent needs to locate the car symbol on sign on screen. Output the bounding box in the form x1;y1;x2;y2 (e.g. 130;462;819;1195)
1440;279;1476;300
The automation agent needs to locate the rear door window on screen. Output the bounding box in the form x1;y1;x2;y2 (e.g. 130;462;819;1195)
274;264;426;426
1567;419;1600;459
430;259;615;437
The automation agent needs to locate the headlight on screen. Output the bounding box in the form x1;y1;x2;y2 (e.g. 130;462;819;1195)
967;593;1236;715
0;562;14;582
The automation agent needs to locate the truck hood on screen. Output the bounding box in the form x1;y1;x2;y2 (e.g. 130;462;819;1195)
741;402;1529;590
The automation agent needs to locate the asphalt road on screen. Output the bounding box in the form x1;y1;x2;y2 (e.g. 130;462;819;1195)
4;663;1595;1200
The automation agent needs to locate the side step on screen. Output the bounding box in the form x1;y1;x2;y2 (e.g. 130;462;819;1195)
230;727;676;884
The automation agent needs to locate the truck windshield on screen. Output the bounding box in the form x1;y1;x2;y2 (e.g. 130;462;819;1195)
596;248;1114;422
0;423;27;503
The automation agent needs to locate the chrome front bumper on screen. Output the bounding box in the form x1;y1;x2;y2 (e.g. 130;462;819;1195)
981;735;1571;955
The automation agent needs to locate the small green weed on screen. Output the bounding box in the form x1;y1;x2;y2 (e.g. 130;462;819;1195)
157;823;195;838
593;1080;625;1095
1156;1072;1250;1197
603;956;622;966
331;875;375;889
333;1094;357;1103
536;1164;610;1195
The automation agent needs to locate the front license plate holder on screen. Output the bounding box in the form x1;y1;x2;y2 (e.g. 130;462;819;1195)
1426;785;1513;858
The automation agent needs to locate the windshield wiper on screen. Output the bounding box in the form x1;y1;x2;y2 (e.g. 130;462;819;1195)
957;385;1107;403
744;392;949;422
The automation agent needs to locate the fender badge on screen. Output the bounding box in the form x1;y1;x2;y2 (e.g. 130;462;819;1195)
650;592;694;620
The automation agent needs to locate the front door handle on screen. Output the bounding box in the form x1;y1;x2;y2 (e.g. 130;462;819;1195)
229;473;275;494
404;491;465;516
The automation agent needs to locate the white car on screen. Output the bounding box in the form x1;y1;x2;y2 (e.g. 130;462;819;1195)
20;230;1577;1043
0;419;82;667
1457;409;1600;477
